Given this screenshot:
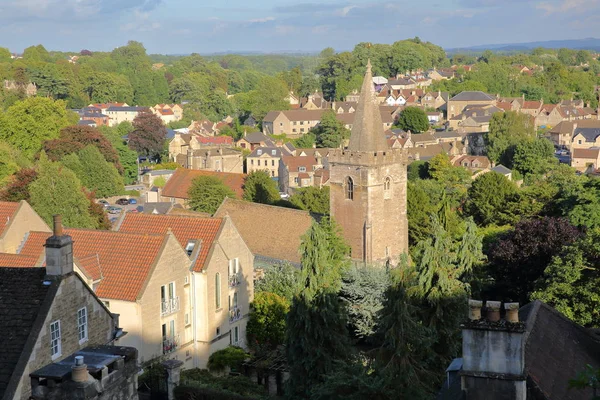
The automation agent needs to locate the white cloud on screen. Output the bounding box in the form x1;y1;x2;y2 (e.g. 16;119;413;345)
249;16;275;23
336;5;357;16
536;0;600;14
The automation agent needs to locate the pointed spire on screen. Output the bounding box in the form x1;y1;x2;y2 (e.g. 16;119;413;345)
348;59;388;152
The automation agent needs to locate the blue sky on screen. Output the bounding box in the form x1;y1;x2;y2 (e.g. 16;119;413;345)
0;0;598;54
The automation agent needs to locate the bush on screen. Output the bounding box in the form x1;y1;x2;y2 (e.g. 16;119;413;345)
207;347;249;373
178;368;269;400
124;189;140;197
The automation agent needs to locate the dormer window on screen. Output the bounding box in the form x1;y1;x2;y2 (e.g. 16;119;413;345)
299;166;306;172
185;240;196;256
272;150;276;156
257;150;262;155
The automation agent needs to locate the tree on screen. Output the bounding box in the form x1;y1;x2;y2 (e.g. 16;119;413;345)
128;110;167;160
293;132;316;148
486;111;535;166
242;170;279;204
85;190;111;230
0;97;78;158
246;292;289;353
0;47;11;62
311;110;350;148
254;263;301;302
0;168;38;202
29;154;96;228
487;217;580;304
0;143;29;183
397;107;430;133
407;160;429;181
340;265;390;340
289;186;330;215
62;146;125;198
466;171;520;226
187;175;236;214
99;123;138;184
427;153;471;196
512;138;557;177
207;347;248;374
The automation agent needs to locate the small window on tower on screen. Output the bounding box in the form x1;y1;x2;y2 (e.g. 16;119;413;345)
384;177;391;199
345;177;354;200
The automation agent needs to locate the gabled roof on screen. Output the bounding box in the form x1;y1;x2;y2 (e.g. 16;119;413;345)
241;131;270;144
19;229;168;301
572;148;600;159
213;198;313;265
162;168;245;200
248;147;291;158
281;156;323;171
0;202;19;237
117;213;224;272
492;164;512;175
522;101;542;110
0;253;41;268
449;91;495;102
0;268;53;398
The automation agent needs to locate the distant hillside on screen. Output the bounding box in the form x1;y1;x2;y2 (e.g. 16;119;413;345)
447;38;600;53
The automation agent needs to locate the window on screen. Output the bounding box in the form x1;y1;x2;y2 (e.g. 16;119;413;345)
300;128;305;132
279;122;283;126
271;160;275;166
185;313;190;326
292;129;297;133
578;140;582;145
257;160;261;166
233;292;238;308
185;240;196;256
250;159;254;165
345;177;354;200
50;320;61;359
215;273;221;309
271;171;275;177
77;307;88;343
257;149;262;155
216;327;221;336
294;177;299;184
272;150;276;156
234;326;239;343
300;121;304;125
299;166;306;172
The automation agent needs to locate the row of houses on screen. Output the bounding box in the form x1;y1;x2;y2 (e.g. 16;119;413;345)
77;103;184;127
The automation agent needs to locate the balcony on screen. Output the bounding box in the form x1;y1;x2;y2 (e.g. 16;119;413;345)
162;334;179;354
230;307;243;323
229;273;241;288
160;297;180;317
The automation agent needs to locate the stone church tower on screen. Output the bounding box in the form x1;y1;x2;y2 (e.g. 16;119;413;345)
329;60;409;265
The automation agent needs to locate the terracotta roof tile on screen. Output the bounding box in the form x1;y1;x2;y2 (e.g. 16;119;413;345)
0;202;19;235
75;254;103;281
162;168;245;200
522;101;542;109
118;213;223;272
19;229;167;301
0;253;40;268
572;148;600;159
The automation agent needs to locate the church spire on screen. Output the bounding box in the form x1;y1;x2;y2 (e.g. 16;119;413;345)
347;59;388;152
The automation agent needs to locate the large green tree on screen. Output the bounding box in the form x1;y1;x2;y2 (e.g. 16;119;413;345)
246;292;289;353
466;171;520;226
486;111;535;166
187;175;236;214
311;110;350;148
242;170;279;204
397;107;430;133
129;110;167;160
254;263;301;302
289;186;330;215
512;138;557;177
0;97;78;158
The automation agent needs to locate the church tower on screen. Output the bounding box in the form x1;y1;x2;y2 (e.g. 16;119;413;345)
329;60;408;265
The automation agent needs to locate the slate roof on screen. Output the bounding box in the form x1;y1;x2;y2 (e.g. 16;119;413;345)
0;268;53;398
248;147;291;158
19;229;167;301
117;213;224;272
143;202;174;215
162;168;245;200
492;164;512;175
573;127;600;142
213;198;314;265
241;131;270;144
449;91;495;102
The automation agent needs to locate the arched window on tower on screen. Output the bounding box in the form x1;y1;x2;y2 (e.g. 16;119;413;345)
345;177;354;200
384;177;391;199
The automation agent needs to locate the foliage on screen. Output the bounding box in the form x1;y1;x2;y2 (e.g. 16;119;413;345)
85;190;111;230
0;167;38;203
568;364;600;400
486;111;535;166
254;263;301;302
407;160;429;181
289;186;330;215
487;217;581;304
207;347;248;373
0;143;30;183
340;265;390;340
427;153;471;196
178;369;269;400
187;175;236;214
293;132;316;148
311;110;350;148
29;154;96;228
128;110;167;160
99;124;138;184
397;107;430;133
556;177;600;230
242;170;280;204
0;97;78;158
153;176;167;188
61;146;125;197
466;172;520;226
246;292;289;353
512;138;557;177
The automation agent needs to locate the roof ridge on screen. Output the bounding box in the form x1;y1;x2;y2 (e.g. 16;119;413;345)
59;228;167;239
126;213;223;222
220;197;311;216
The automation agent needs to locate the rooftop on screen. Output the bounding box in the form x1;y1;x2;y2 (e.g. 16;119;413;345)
162;168;246;200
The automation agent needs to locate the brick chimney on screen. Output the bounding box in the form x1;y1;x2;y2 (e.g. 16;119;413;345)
460;300;526;400
45;215;74;277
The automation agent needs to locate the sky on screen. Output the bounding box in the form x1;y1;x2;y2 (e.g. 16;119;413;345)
0;0;598;54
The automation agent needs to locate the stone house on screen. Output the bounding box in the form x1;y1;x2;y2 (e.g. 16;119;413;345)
451;155;492;171
236;132;273;150
78;107;110;127
285;91;300;107
105;106;148;127
214;198;313;268
18;228;193;368
278;149;331;193
520;100;543;118
447;91;496;118
571;148;600;172
116;213;254;367
246;146;293;179
151;104;183;123
176;148;244;174
300;91;328;109
168;133;234;161
262;110;324;136
0;200;50;253
421;91;449;110
0;218;120;400
161;169;245;207
548;120;600;148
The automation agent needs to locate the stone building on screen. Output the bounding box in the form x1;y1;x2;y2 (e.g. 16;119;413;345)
0;216;120;400
329;61;409;265
176;148;244;174
0;200;50;253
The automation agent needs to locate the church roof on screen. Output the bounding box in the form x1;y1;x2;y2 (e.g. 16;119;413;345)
347;60;389;153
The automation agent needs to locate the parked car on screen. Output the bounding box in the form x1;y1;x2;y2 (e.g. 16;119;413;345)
107;206;121;214
116;198;129;206
129;198;138;205
98;199;109;207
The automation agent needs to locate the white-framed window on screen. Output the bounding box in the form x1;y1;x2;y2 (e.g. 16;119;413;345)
50;320;61;359
299;166;306;172
185;240;195;256
77;307;88;344
229;258;239;275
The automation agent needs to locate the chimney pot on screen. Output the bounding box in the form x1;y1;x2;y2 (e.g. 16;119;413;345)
71;360;89;383
74;356;84;366
504;302;520;323
468;299;483;320
486;301;501;322
53;215;63;236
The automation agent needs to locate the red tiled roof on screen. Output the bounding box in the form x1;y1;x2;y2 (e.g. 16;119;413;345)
0;253;40;268
522;101;542;109
196;136;234;145
162;168;245;200
0;202;19;236
281;156;322;172
496;101;512;111
20;229;167;301
118;213;223;272
76;254;103;281
159;109;174;116
572;148;600;159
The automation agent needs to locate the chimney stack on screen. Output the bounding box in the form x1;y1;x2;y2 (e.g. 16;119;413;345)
45;215;74;277
71;356;89;383
468;299;482;320
486;301;501;322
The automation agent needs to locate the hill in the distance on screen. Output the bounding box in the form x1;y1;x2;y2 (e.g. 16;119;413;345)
447;37;600;53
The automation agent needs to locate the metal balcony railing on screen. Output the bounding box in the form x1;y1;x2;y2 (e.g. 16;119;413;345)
229;273;241;288
230;307;243;323
160;297;180;317
162;334;179;354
